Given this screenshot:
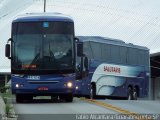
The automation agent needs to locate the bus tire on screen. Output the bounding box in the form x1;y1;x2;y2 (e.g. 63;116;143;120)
133;88;138;100
51;96;58;101
16;94;23;103
26;95;33;102
90;84;96;99
127;87;133;100
65;94;73;102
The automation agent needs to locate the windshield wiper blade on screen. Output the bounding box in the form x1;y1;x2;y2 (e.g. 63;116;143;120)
48;39;61;72
22;53;40;77
28;53;40;69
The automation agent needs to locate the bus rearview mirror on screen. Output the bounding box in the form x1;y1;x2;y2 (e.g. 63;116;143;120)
84;57;88;70
5;44;11;59
77;43;83;57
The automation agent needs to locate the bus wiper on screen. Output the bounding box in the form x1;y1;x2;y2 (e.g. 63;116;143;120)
48;40;62;74
23;53;40;77
28;53;40;69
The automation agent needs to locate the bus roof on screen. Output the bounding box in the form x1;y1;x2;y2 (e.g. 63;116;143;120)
77;36;149;51
12;13;74;23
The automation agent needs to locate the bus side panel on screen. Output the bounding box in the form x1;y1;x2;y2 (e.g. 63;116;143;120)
91;63;147;97
111;77;148;98
75;73;93;96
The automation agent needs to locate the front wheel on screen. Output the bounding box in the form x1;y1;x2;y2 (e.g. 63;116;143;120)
26;95;33;102
16;94;24;103
90;84;96;99
133;89;138;100
127;87;133;100
65;94;73;102
51;96;58;101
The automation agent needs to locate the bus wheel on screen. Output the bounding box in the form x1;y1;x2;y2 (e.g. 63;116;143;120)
23;95;33;103
65;94;73;102
127;87;133;100
90;84;96;99
133;88;138;100
51;96;58;101
16;94;23;103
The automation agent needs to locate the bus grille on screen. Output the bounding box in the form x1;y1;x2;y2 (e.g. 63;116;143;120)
28;81;59;84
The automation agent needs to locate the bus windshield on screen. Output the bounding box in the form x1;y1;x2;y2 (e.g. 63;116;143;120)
12;22;74;71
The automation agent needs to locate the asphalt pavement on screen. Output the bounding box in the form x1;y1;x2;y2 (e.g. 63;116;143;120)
11;97;160;120
12;98;117;120
101;99;160;114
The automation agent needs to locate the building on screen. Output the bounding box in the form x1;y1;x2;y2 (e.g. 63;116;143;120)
150;53;160;100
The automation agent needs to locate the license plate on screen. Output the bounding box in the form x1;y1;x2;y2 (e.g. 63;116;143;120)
38;87;48;91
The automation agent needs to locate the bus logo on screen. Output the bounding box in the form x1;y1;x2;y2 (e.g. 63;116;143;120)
27;76;40;80
104;66;121;73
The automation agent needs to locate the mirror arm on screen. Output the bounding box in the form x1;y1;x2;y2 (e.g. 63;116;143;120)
7;38;13;43
74;37;79;43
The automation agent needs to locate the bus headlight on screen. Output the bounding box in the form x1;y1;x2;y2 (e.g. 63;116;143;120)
67;82;73;88
15;84;23;88
15;84;20;88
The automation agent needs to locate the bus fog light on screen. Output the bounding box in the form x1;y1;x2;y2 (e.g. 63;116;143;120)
67;82;73;88
15;84;20;88
76;86;79;90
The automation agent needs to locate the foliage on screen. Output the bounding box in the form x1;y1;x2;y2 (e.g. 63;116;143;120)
5;103;12;116
0;86;10;93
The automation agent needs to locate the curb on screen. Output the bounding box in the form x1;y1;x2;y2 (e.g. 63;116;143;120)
0;96;18;120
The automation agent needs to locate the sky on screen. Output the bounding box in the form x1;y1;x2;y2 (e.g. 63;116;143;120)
0;0;160;72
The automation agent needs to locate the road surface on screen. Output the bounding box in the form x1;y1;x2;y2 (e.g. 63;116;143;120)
12;97;117;120
11;97;160;120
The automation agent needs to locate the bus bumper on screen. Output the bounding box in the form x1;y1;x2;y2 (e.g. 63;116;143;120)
11;75;75;95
